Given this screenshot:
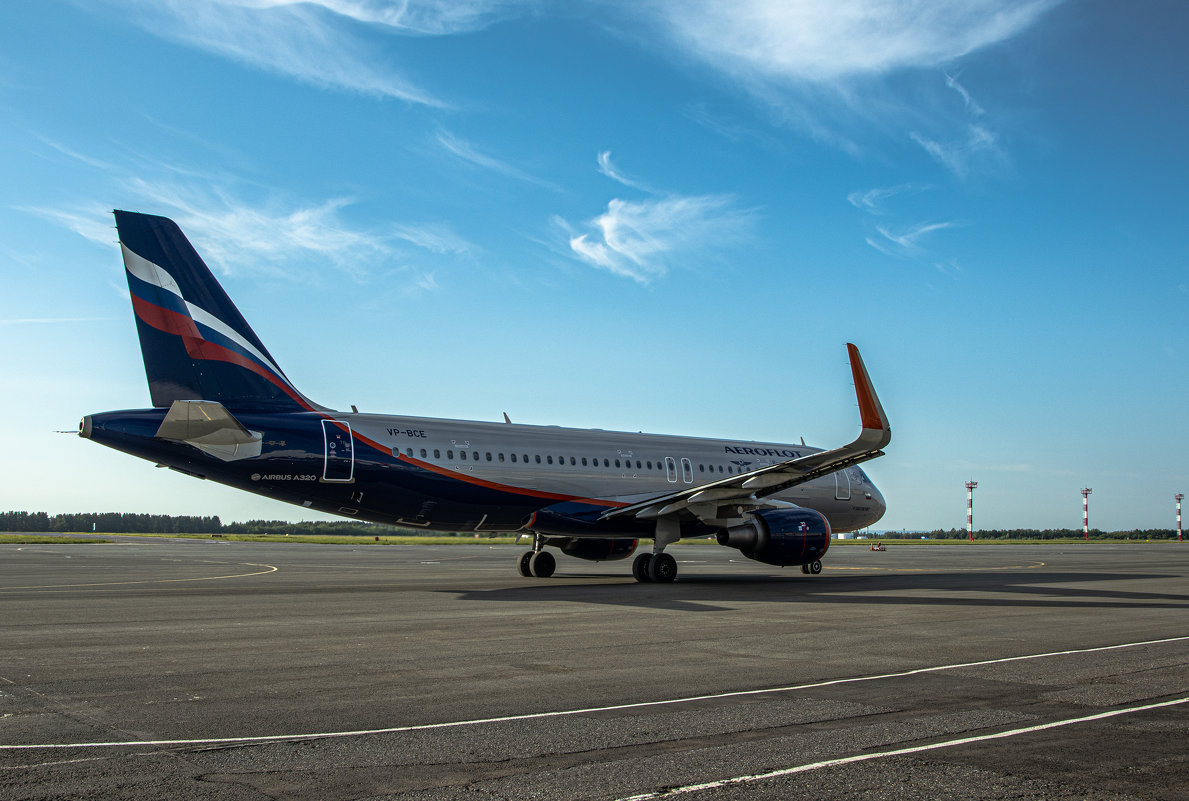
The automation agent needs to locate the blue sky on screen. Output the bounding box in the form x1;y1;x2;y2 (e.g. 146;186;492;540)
1;0;1186;532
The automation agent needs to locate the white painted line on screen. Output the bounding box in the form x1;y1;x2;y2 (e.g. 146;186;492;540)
614;696;1189;800
0;563;278;592
1;635;1186;751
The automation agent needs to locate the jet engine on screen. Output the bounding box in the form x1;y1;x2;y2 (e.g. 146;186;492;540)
546;537;639;562
717;508;830;567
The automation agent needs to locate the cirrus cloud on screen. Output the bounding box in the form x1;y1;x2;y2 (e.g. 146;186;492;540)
560;194;755;284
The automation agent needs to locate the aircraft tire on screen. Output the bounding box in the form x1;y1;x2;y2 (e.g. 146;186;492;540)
518;550;534;577
800;563;811;574
648;553;677;583
632;553;653;583
809;559;823;575
529;550;556;578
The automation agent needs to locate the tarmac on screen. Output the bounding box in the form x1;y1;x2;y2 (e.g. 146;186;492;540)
1;538;1186;800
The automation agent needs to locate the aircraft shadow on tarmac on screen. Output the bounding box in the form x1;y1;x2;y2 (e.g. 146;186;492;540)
446;570;1189;613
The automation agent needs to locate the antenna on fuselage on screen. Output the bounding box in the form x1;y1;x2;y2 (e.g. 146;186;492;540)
503;412;512;424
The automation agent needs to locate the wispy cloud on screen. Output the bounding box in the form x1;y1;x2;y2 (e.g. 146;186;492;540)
22;144;472;292
944;71;985;117
596;151;656;193
559;194;754;283
866;220;959;257
632;0;1059;157
36;137;116;171
436;130;559;190
19;207;116;247
846;183;929;214
911;124;1001;178
123;183;389;278
642;0;1060;84
0;317;116;326
104;0;452;105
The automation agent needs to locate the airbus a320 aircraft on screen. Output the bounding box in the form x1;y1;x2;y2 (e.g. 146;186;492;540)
81;211;891;583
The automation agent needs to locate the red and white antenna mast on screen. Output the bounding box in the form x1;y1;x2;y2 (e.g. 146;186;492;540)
1176;493;1183;542
1081;487;1093;540
966;480;978;541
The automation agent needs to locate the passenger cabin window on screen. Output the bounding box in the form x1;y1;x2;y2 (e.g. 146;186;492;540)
581;457;588;466
406;448;413;457
499;453;505;462
570;457;576;466
510;453;517;463
535;455;541;464
447;450;453;459
486;452;492;461
434;449;441;459
547;455;553;464
420;448;427;458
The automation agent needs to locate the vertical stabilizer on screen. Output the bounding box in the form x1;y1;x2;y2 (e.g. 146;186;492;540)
114;210;320;412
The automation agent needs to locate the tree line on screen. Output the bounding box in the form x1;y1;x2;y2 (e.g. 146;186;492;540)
2;511;1182;540
878;528;1182;540
0;511;429;536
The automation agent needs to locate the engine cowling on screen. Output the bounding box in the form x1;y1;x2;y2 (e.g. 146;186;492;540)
548;537;639;562
717;508;830;566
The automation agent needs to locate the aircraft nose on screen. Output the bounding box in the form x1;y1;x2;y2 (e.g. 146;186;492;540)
865;483;887;523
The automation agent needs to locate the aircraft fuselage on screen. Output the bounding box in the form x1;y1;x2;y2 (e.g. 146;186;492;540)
82;408;886;536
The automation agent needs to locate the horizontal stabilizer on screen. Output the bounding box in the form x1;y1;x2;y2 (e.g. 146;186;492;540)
155;400;262;461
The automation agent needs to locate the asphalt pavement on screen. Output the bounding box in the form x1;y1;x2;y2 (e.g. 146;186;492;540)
1;539;1186;800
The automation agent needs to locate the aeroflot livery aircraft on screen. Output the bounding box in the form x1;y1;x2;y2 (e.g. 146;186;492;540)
81;211;891;583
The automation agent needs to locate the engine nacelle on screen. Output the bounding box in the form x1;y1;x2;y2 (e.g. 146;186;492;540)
717;508;830;567
548;537;639;562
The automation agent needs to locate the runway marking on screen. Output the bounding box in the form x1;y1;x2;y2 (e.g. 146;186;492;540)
0;634;1185;751
826;560;1046;572
0;562;278;592
614;696;1189;800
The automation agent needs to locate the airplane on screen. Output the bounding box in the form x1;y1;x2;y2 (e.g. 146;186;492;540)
80;210;891;583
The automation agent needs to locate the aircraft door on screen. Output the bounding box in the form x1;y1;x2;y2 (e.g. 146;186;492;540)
322;419;355;482
665;457;678;483
834;469;851;501
680;457;693;483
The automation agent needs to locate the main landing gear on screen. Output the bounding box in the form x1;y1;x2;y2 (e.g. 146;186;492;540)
517;535;555;578
800;560;823;575
633;518;680;583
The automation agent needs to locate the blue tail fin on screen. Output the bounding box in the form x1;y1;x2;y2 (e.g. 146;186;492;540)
115;210;321;412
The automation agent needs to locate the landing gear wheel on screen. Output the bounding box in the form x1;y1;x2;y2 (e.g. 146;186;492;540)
648;552;677;583
529;550;556;578
809;559;823;575
518;550;534;577
632;552;653;583
800;563;811;574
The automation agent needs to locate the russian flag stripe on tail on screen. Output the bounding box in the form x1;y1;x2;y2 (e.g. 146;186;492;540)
114;210;320;412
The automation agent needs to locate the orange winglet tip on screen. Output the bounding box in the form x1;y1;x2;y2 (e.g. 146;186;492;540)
847;343;888;432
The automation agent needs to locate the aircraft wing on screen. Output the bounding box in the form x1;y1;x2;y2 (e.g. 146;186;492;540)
599;343;890;523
